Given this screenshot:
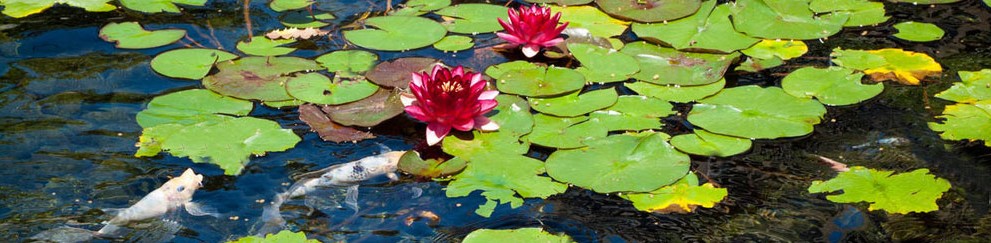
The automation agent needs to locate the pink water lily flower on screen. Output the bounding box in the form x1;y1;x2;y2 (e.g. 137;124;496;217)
401;65;499;146
497;5;569;58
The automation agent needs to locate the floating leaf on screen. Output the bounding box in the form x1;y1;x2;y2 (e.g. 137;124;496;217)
150;49;238;80
527;114;607;149
397;151;465;178
315;50;378;75
236;36;296;56
135;89;252;128
831;48;942;85
529;88;618;117
626;79;725;103
322;89;405;127
889;0;961;4
433;35;474;52
446;154;567;217
735;56;784;72
118;0;206;13
463;228;575;243
390;0;451;16
435;4;508;34
285;73;379;105
741;39;808;60
892;21;944;42
730;0;849;40
929;100;991;146
269;0;313;12
549;5;630;37
588;95;673;131
688;85;827;139
263;99;305;109
934;69;991;103
265;27;329;40
280;10;335;28
484;61;539;80
809;0;889;27
202;56;322;102
228;230;318;243
297;104;375;143
2;0;115;18
343;16;447;51
546;132;690;193
670;130;751;157
595;0;702;23
495;65;585;97
621;173;728;213
632;1;759;53
568;43;639;83
488;95;535;138
808;166;951;214
782;67;883;106
620;41;738;85
99;22;186;49
366;57;439;89
527;0;592;5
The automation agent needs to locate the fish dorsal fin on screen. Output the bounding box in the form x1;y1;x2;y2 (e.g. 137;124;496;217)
291;163;346;181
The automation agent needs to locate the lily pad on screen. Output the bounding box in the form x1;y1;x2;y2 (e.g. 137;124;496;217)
831;48;942;85
446;154;567;217
150;48;239;80
202;56;322;102
546;132;690;193
549;5;630;38
632;1;759;53
495;65;585;97
435;4;508;34
741;39;808;60
620;41;738;85
781;67;883;106
488;95;536;138
529;88;618;117
322;89;405;127
595;0;702;23
263;99;305;109
809;0;889;27
892;21;944;42
2;0;115;18
365;57;440;89
343;16;447;51
229;230;318;243
935;69;991;103
315;50;378;75
588;95;674;131
390;0;451;16
397;151;466;178
527;114;607;149
808;166;951;214
135;89;252;128
568;43;639;83
626;79;725;103
269;0;313;12
688;85;827;139
236;36;296;56
280;10;336;28
285;73;379;105
298;104;375;143
929;100;991;146
119;0;207;13
527;0;592;5
889;0;961;3
99;22;186;49
735;56;785;72
621;173;728;213
463;228;575;243
484;61;539;80
433;35;474;52
670;130;751;157
730;0;849;40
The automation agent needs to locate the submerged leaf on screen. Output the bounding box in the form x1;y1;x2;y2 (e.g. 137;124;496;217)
463;228;575;243
808;166;951;214
621;173;728;213
99;22;186;49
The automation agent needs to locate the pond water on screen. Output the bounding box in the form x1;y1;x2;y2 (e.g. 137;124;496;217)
3;0;991;242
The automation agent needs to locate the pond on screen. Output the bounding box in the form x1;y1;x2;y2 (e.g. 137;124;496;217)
2;0;991;242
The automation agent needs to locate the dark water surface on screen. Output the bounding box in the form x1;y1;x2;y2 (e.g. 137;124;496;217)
3;0;991;242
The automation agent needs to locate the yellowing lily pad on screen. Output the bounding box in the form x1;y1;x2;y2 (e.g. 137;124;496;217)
463;228;575;243
892;21;945;42
150;48;239;80
236;36;296;56
595;0;702;23
808;166;951;214
688;85;827;139
671;130;751;157
546;132;690;193
632;1;759;53
730;0;849;40
2;0;115;18
549;5;630;38
495;65;585;97
929;100;991;146
343;16;447;51
626;79;725;103
285;73;379;105
621;173;728;213
935;69;991;103
781;66;884;106
446;154;567;217
741;39;808;60
831;48;942;85
620;42;739;86
588;95;674;131
435;4;508;34
119;0;207;13
529;88;618;117
99;22;186;49
202;56;322;102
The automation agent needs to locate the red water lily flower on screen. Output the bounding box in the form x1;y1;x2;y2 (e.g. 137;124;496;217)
497;5;569;58
402;65;499;146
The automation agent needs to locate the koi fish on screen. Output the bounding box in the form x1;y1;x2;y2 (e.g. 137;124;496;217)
816;155;850;172
849;136;910;150
822;206;867;243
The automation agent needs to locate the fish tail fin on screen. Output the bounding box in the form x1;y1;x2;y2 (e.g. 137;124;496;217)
254;193;288;237
30;226;97;243
374;142;391;153
96;223;123;238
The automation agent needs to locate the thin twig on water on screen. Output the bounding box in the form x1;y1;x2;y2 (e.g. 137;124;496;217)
243;0;253;41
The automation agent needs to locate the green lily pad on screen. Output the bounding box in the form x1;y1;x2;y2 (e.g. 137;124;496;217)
889;0;961;3
229;230;318;243
809;0;889;27
527;0;592;5
809;166;951;214
527;114;607;149
297;104;375;143
568;43;639;83
529;88;618;117
892;21;944;42
390;0;451;16
730;0;849;40
929;100;991;146
365;57;440;89
285;73;379;105
202;56;322;102
435;4;508;34
632;1;759;53
343;16;447;51
135;89;253;128
99;22;186;49
315;50;378;75
489;94;535;138
433;35;474;52
546;132;690;193
444;131;530;159
670;130;751;157
935;69;991;103
150;48;239;80
322;88;405;127
688;85;827;139
236;36;296;56
280;10;335;28
549;5;630;38
263;99;305;109
463;228;575;243
735;56;785;72
626;79;725;103
620;41;739;86
397;151;466;178
781;66;883;106
621;173;728;213
741;39;808;60
269;0;313;12
484;61;539;79
495;65;585;97
831;48;942;85
595;0;702;23
2;0;115;18
119;0;206;13
446;154;567;217
588;95;674;131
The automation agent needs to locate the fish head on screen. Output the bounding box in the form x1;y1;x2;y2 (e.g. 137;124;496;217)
160;168;204;203
372;151;406;174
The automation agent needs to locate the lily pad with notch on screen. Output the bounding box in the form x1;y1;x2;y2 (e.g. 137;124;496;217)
808;166;951;214
202;56;322;102
496;66;585;97
781;66;883;106
568;43;639;83
236;36;297;56
621;172;727;213
366;57;440;89
297;104;375;143
626;79;725;103
99;22;186;49
588;95;673;131
343;16;447;51
546;131;691;193
730;0;849;40
934;69;991;103
446;154;566;217
595;0;702;23
150;48;238;80
688;85;827;139
529;88;618;117
892;21;944;42
526;114;607;149
550;5;630;38
397;151;466;178
488;94;535;138
632;1;759;53
119;0;206;13
463;228;575;243
435;4;509;34
670;130;751;157
620;41;739;86
315;50;378;75
269;0;313;12
322;88;405;127
809;0;889;27
831;48;942;85
285;73;379;105
433;35;474;52
2;0;115;18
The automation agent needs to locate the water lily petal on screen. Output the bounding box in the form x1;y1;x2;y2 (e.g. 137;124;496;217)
478;90;499;100
474;116;499;131
522;45;540;58
426;123;451;146
400;93;417;107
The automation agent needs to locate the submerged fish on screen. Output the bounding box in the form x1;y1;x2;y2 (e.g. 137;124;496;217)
815;155;850;172
822;206;868;243
849;136;911;150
